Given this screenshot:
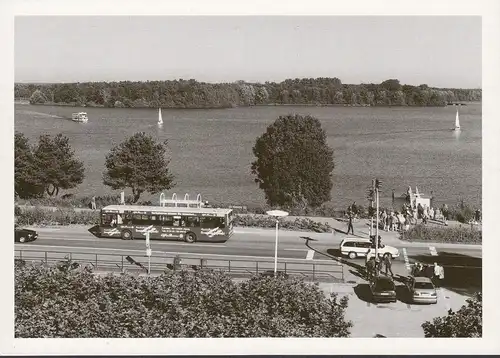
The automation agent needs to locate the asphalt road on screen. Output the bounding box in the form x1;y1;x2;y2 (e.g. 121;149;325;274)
15;225;481;264
15;225;482;295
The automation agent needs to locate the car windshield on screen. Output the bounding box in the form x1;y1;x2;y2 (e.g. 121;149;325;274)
375;280;395;291
414;282;434;290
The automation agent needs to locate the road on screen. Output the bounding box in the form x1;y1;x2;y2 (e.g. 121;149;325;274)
15;225;481;266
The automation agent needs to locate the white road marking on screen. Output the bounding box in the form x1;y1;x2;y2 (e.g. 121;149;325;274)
429;246;438;256
36;237;227;248
402;248;411;272
306;250;315;260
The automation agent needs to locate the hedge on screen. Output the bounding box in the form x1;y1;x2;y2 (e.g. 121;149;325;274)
400;224;481;244
15;262;352;338
15;206;333;233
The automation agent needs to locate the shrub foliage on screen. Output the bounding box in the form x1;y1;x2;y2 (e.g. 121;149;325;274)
421;292;482;337
401;224;481;244
15;264;352;338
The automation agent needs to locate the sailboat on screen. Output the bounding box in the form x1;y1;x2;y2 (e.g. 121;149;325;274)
454;106;461;131
158;108;163;126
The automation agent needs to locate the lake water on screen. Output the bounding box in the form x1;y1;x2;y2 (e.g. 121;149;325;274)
14;103;482;210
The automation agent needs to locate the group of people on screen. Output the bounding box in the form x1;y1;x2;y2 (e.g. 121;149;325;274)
411;262;445;287
365;250;394;280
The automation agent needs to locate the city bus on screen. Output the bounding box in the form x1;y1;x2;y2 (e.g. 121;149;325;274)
97;204;234;243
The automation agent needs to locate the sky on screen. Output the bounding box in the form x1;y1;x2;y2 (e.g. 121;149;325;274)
15;16;481;88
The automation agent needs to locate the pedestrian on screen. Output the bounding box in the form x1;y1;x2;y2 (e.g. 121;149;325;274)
351;202;358;217
438;264;445;287
385;210;390;232
384;254;394;277
442;204;449;225
411;262;420;277
429;207;435;221
346;206;354;235
381;210;387;231
417;203;424;220
475;209;481;223
91;196;96;210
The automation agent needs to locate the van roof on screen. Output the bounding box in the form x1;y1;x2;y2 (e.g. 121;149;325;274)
341;237;370;242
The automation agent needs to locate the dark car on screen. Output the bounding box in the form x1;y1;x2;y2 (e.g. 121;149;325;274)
370;276;397;303
15;224;38;243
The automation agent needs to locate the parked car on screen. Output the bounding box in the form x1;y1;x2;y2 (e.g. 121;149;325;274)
370;275;397;303
15;224;38;243
405;276;438;304
340;237;400;260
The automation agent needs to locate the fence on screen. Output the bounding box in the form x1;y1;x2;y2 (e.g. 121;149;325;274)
14;249;344;282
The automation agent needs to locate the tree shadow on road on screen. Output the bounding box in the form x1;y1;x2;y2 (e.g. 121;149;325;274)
408;251;482;296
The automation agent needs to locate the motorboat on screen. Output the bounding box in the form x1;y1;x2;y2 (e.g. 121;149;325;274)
71;112;88;123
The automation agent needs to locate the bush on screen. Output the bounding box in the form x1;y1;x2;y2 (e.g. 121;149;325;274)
15;263;352;338
234;214;333;233
421;292;481;337
15;206;100;226
448;200;476;224
401;224;481;244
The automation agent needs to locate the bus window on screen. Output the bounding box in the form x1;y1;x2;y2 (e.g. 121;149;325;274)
132;214;146;225
201;216;225;229
173;218;186;227
161;215;174;226
184;216;200;227
101;213;114;226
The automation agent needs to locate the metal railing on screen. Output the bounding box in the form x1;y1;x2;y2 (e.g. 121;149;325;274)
14;249;344;282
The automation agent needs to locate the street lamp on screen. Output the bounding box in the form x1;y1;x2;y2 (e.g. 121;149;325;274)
266;209;289;276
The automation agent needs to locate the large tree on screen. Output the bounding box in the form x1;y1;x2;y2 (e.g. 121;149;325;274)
421;292;482;337
14;132;44;198
33;134;85;196
103;132;175;203
251;114;334;209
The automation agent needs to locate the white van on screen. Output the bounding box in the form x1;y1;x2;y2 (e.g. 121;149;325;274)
340;237;400;260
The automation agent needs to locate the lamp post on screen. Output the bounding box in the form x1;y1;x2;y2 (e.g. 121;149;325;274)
266;209;289;276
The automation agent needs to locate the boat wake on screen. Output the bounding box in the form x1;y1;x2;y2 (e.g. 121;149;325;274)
21;110;64;119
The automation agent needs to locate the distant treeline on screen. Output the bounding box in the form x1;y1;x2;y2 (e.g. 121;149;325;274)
15;78;482;109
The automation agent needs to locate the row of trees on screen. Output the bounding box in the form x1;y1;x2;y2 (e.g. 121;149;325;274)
15;114;334;209
16;78;481;109
15;132;175;203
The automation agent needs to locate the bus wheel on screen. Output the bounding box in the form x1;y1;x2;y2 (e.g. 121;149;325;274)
185;232;196;243
121;230;133;240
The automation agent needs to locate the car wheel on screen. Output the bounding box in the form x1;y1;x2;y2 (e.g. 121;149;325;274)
121;230;133;240
348;252;357;259
19;236;26;243
185;232;196;243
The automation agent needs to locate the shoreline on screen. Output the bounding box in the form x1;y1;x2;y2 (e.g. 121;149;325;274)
15;100;480;110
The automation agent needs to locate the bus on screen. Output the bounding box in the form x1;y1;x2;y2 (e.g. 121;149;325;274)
97;204;234;243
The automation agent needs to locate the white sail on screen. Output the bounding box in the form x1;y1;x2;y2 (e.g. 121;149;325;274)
455;107;460;130
158;108;163;125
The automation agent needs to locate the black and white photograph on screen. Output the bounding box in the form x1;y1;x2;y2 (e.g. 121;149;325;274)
2;0;500;355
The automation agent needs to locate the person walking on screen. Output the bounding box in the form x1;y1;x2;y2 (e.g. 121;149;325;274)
346;206;354;235
384;254;394;277
442;204;449;226
433;262;444;288
91;196;97;210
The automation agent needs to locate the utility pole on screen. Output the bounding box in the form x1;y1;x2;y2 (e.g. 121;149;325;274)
374;178;381;272
370;179;375;238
